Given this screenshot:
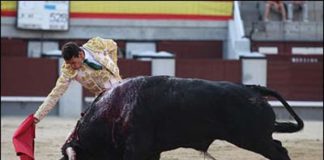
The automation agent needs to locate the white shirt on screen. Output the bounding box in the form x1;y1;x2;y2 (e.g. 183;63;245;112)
81;47;102;67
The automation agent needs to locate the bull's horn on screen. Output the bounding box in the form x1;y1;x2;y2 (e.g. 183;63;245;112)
66;147;76;160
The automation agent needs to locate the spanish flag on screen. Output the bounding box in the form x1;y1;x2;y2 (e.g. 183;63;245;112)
1;1;233;20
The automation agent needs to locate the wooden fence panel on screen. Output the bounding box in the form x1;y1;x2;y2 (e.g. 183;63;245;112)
267;55;323;101
118;59;151;78
157;41;223;59
1;57;58;96
176;59;241;83
1;38;28;57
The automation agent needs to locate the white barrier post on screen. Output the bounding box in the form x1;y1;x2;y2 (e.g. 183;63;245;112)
58;58;82;118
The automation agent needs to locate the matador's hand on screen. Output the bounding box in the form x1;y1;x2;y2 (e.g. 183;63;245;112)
33;117;40;124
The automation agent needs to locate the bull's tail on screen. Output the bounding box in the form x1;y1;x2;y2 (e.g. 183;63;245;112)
245;85;304;133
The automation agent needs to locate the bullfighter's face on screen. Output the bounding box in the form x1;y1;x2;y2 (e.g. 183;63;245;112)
65;51;85;70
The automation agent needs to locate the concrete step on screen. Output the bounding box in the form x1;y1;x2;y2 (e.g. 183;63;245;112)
241;1;323;22
240;1;323;41
244;21;323;41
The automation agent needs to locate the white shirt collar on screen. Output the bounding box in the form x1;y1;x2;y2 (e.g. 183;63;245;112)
81;47;102;66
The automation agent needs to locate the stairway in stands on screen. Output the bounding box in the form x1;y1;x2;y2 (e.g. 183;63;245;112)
239;1;323;41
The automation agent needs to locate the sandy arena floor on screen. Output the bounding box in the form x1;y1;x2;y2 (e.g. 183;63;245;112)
1;116;323;160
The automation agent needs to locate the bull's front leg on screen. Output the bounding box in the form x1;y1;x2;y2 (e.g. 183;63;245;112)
123;131;157;160
123;150;160;160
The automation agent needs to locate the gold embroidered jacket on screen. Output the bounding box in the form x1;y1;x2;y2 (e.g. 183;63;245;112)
34;37;122;121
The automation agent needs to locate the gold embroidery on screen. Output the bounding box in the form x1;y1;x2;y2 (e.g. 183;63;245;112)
103;76;109;82
61;63;77;78
88;81;95;87
80;65;86;72
64;36;121;80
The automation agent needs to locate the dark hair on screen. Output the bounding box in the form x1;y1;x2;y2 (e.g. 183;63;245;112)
61;42;82;60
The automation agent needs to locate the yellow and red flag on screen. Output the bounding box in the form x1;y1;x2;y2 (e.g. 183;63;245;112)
1;1;233;20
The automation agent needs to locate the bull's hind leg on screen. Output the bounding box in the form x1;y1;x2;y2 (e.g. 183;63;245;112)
235;138;291;160
257;140;290;160
273;139;288;155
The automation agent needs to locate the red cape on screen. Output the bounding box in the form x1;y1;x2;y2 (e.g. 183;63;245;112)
12;114;36;160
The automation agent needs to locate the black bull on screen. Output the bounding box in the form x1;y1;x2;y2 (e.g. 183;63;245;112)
61;76;303;160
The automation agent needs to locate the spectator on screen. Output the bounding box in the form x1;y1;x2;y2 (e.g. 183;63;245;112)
287;1;308;22
263;1;287;21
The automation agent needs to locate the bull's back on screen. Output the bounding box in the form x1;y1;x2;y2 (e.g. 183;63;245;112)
122;76;276;151
135;76;274;121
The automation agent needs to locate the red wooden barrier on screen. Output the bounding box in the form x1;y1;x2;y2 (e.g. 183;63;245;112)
1;57;58;96
176;59;241;83
267;55;323;101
